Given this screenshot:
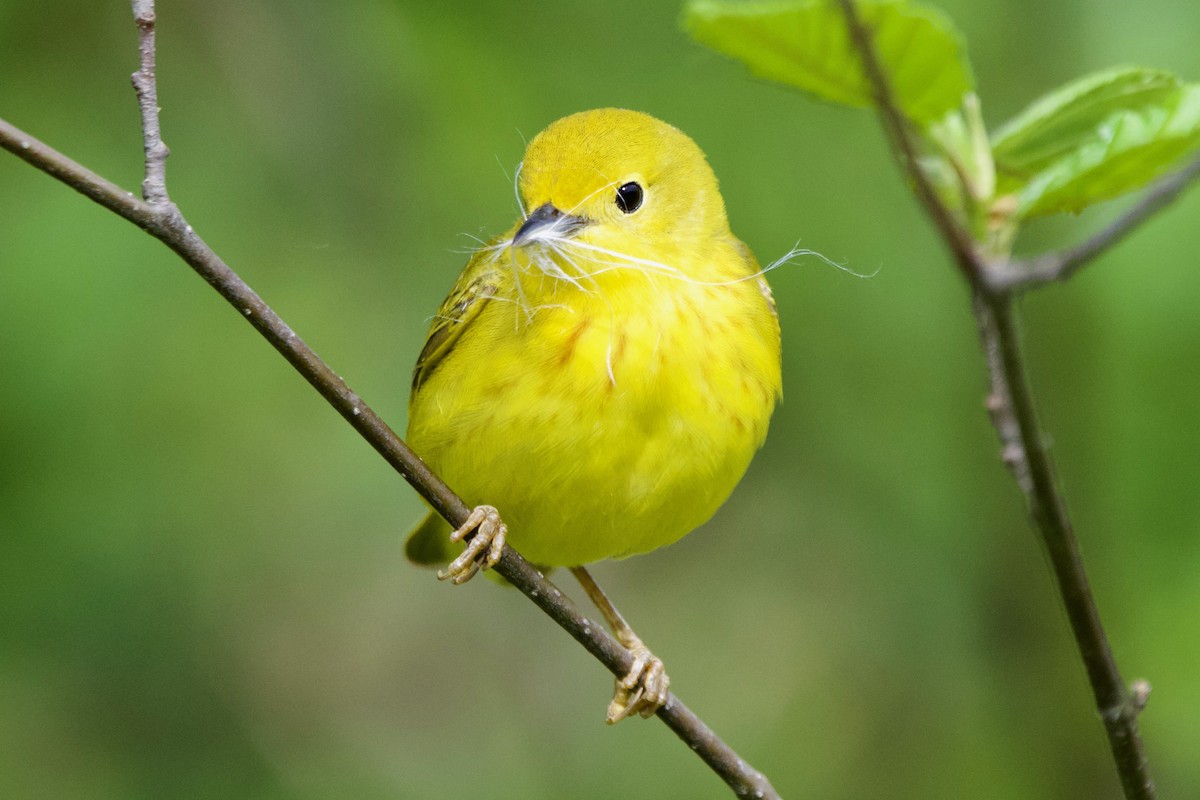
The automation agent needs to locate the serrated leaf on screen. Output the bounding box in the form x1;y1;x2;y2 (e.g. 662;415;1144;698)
1014;83;1200;217
992;66;1183;184
683;0;974;126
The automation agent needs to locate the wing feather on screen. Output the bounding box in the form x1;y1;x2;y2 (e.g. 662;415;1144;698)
411;251;503;392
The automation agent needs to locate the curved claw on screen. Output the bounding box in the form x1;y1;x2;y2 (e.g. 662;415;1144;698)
606;641;670;724
437;505;507;584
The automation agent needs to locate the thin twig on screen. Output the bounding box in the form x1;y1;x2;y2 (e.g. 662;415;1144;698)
984;297;1153;800
974;293;1031;495
994;153;1200;291
836;2;1155;798
131;0;168;205
833;0;984;290
0;6;780;798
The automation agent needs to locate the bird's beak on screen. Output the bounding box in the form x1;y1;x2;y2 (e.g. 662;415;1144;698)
512;202;586;248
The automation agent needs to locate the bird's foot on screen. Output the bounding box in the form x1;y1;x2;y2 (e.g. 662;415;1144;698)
437;505;507;585
606;633;670;724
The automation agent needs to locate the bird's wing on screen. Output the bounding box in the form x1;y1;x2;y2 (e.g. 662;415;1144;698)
411;250;503;393
757;275;779;323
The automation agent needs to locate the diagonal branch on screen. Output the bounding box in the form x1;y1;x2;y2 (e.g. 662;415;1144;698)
0;4;780;798
836;2;1155;799
994;153;1200;291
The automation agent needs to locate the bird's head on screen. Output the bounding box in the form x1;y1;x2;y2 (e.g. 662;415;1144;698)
504;109;732;292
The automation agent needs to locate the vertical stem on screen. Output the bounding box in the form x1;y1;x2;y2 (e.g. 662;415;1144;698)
131;0;169;205
834;2;1156;797
982;297;1153;799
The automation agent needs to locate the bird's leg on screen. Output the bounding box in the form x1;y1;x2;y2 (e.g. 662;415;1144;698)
570;566;670;724
437;505;507;585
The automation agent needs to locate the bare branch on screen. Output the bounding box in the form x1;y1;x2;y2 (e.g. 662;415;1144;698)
131;0;169;205
973;293;1031;495
0;117;150;221
0;6;780;798
993;154;1200;291
984;296;1154;798
836;2;1156;798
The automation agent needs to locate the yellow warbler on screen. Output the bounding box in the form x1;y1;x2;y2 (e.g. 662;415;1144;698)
405;108;781;721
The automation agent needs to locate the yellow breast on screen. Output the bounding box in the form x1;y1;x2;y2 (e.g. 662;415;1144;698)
407;246;780;566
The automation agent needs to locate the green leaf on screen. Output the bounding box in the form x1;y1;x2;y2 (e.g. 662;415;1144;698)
992;67;1183;182
683;0;974;126
1010;83;1200;217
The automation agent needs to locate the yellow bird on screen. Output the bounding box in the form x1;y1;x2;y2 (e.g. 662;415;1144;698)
405;108;781;721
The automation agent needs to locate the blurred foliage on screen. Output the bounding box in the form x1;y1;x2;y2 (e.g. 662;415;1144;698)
687;0;1200;228
686;0;975;124
1;1;1199;798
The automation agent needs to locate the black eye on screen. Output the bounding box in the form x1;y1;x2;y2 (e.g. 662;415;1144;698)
614;181;643;214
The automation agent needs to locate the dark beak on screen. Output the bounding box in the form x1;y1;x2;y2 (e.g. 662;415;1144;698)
512;202;586;248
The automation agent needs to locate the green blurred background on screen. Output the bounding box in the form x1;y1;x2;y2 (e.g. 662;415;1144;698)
2;1;1198;797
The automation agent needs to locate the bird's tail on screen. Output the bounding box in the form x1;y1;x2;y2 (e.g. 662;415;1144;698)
404;509;455;567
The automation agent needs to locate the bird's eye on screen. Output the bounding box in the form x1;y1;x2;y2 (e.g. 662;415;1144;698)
614;182;644;214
